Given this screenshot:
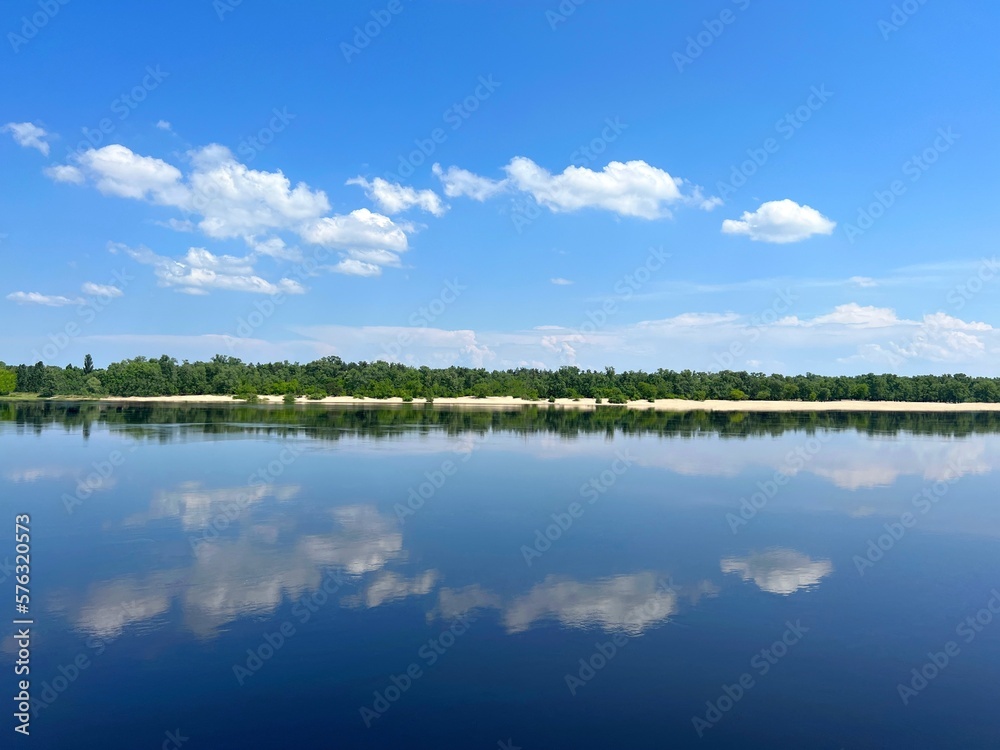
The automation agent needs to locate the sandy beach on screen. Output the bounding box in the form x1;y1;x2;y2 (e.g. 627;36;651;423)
93;395;1000;412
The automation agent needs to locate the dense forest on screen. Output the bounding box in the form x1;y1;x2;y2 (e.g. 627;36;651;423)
1;354;999;403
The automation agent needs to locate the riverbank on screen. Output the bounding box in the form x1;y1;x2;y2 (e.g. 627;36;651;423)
73;395;1000;412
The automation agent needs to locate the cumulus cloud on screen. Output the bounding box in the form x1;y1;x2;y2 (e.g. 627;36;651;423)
45;143;413;276
722;199;836;243
77;144;187;203
112;242;305;296
2;121;51;155
347;176;446;216
434;157;717;219
505;157;714;219
156;120;173;132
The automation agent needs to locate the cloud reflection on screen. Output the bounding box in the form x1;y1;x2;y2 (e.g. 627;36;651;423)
721;548;833;595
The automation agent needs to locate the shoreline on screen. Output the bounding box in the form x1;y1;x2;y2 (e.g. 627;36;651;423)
43;395;1000;412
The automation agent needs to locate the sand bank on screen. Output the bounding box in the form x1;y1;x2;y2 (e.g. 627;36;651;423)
94;395;1000;412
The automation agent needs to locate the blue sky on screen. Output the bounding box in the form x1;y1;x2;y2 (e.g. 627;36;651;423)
3;0;999;374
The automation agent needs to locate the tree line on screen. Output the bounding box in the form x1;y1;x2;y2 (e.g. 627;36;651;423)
2;354;999;403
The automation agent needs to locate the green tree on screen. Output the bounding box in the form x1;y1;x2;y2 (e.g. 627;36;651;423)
83;354;94;375
0;369;15;395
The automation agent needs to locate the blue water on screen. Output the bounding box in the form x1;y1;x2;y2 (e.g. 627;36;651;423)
2;404;1000;748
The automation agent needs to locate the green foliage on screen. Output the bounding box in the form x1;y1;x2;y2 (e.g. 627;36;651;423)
0;369;15;395
235;383;259;403
1;355;998;406
283;393;297;405
83;354;94;375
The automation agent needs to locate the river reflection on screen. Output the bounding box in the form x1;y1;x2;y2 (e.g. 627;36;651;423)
3;403;1000;748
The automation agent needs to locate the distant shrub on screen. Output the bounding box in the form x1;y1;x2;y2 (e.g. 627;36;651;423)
235;384;259;403
548;396;556;403
595;397;603;404
283;393;296;404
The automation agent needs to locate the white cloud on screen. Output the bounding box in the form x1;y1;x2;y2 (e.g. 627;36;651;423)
77;144;187;203
81;282;124;298
722;199;836;243
504;157;712;219
329;259;382;277
6;291;82;306
293;324;496;367
432;163;508;200
113;242;305;296
44;164;85;184
434;157;716;219
46;144;412;276
550;277;574;286
156;120;173;132
2;122;51;155
781;303;902;329
721;549;833;595
347;176;446;216
185;145;332;238
283;301;1000;374
301;208;408;254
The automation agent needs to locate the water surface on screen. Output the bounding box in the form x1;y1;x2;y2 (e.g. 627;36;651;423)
2;403;1000;748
